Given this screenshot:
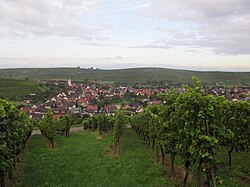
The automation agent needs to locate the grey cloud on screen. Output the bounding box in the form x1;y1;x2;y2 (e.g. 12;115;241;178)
1;0;250;56
119;3;152;12
98;56;123;60
81;42;115;47
148;0;250;55
116;56;123;59
0;0;109;40
156;20;250;55
150;0;250;21
0;57;31;61
129;45;172;49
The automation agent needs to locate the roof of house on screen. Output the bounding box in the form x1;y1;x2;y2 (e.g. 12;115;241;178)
104;104;117;113
20;106;31;113
86;105;98;110
53;114;65;119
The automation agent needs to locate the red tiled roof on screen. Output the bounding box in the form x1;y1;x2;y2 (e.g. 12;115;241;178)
20;106;31;114
52;114;65;119
56;101;63;106
78;98;89;103
86;105;98;110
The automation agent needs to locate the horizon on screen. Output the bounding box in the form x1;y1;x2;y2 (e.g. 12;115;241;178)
0;66;250;73
0;1;250;71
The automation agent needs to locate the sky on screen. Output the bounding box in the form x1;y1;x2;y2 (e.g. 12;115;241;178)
0;0;250;71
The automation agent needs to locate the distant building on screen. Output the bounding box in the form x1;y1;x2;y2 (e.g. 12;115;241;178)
103;104;118;115
68;79;72;87
85;105;98;114
71;105;82;114
20;106;31;114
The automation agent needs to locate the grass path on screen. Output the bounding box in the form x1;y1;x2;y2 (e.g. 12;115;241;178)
17;129;174;187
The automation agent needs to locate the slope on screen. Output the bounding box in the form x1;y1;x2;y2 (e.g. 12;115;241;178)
0;67;249;86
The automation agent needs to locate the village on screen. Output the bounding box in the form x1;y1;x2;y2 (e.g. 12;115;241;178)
20;79;250;120
19;79;164;120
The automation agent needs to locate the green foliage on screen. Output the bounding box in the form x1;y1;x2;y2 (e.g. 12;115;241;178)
31;82;65;104
220;99;250;167
131;77;250;186
82;117;92;130
39;109;56;148
113;111;129;142
113;110;130;154
159;89;179;153
96;114;114;135
0;99;33;185
82;114;114;135
56;115;71;137
226;100;250;152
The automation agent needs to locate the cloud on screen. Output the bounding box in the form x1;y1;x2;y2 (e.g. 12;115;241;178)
119;3;152;12
148;0;250;21
99;56;123;60
116;56;123;59
143;0;250;55
81;42;115;47
0;0;250;59
129;44;172;49
0;0;109;40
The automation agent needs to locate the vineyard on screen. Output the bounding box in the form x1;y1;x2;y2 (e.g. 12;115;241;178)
0;100;33;187
0;78;43;101
131;77;250;186
0;77;249;186
0;68;250;86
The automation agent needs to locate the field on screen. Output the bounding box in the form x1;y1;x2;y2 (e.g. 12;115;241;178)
14;129;250;187
0;78;44;101
0;68;249;86
16;129;173;187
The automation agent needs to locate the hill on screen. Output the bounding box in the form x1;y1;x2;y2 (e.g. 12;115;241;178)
0;67;249;86
0;78;44;101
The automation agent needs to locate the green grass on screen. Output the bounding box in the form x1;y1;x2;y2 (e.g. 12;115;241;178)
0;67;249;86
14;129;250;187
0;78;43;100
161;148;250;186
9;100;24;106
215;148;250;187
17;129;174;187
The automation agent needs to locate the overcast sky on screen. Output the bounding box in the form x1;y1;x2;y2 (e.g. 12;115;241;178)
0;0;249;71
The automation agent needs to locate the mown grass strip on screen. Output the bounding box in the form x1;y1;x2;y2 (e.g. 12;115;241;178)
16;129;174;187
